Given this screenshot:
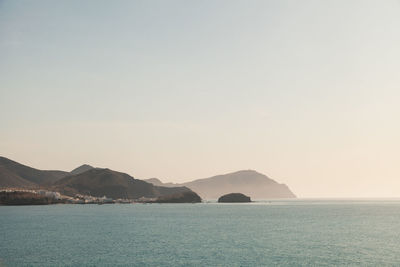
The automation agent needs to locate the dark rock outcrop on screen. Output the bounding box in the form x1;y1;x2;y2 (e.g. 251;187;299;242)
218;193;251;203
152;191;202;203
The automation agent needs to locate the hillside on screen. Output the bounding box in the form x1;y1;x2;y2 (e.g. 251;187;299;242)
144;178;177;187
0;156;69;187
147;170;296;199
53;168;191;199
70;164;94;175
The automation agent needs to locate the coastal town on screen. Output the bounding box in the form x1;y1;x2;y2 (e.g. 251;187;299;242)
0;188;152;205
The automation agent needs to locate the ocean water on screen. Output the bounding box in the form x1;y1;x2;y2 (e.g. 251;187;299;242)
1;200;400;266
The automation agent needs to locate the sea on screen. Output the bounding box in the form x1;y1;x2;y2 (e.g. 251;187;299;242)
1;199;400;266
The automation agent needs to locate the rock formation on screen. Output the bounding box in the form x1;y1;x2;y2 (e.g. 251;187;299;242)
218;193;251;203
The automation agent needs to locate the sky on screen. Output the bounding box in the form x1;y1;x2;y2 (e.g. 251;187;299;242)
1;0;400;198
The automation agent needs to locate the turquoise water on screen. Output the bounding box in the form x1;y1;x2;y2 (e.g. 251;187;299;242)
1;200;400;266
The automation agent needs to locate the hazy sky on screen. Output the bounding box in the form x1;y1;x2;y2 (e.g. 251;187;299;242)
1;0;400;197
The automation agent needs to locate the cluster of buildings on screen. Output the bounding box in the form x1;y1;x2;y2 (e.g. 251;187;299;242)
37;190;61;200
0;188;134;205
73;194;115;204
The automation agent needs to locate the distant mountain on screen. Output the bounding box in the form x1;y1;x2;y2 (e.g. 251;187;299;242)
0;156;69;187
53;168;192;199
70;164;94;175
144;178;164;186
144;178;177;187
146;170;296;199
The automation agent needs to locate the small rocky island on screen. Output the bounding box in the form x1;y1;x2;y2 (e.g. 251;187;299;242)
152;191;202;203
218;193;251;203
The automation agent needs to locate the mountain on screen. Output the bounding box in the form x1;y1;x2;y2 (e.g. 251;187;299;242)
144;178;177;187
144;178;164;186
0;156;296;200
70;164;94;175
0;157;192;200
0;156;69;187
146;170;296;199
52;168;192;199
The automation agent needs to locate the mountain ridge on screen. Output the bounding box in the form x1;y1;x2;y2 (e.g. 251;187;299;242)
70;164;94;175
53;168;192;199
0;156;69;187
145;170;296;199
0;156;193;200
0;156;296;200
